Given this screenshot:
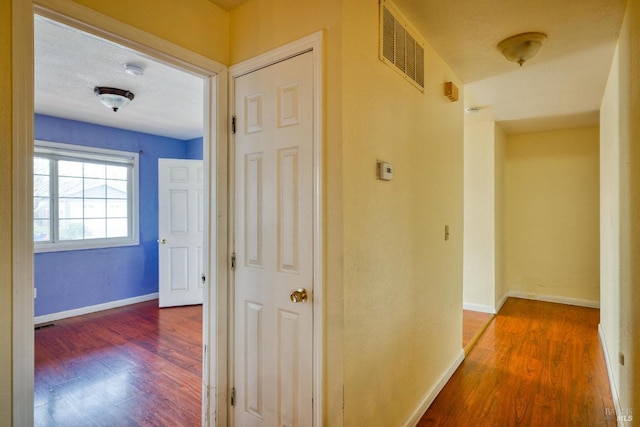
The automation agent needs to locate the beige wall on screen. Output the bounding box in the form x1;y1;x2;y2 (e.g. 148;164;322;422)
463;119;496;309
1;0;13;422
601;0;640;416
341;2;463;425
71;0;229;64
494;123;507;308
505;127;600;303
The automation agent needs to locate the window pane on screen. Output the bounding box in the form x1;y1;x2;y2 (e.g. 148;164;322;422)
107;218;128;238
84;219;106;239
34;157;50;175
34;197;50;219
107;199;128;218
59;219;84;240
58;160;83;177
106;165;128;180
59;177;83;197
84;199;106;218
106;180;128;198
34;175;50;197
34;219;50;242
59;198;84;219
84;163;105;179
84;178;106;198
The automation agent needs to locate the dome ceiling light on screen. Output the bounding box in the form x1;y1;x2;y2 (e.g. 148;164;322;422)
497;32;547;66
94;86;135;112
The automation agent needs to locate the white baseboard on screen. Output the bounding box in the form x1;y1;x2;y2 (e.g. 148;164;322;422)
599;324;623;427
507;291;599;309
402;349;465;427
495;292;508;313
35;293;159;324
462;302;495;314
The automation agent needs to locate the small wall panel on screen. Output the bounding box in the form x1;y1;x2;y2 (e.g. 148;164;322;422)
278;83;300;128
245;153;263;267
169;247;188;291
278;148;299;273
278;309;300;427
245;93;264;134
169;190;189;234
245;301;264;419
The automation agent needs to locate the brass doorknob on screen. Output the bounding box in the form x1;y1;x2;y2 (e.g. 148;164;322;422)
290;288;308;303
157;238;167;244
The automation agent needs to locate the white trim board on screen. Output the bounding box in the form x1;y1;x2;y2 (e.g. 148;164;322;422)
599;324;623;427
508;291;600;309
463;302;496;314
35;293;159;324
402;349;465;427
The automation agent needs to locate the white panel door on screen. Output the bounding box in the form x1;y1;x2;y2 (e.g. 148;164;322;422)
234;51;314;427
158;158;204;307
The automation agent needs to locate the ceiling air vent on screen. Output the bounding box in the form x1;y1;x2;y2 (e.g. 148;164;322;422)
380;0;425;92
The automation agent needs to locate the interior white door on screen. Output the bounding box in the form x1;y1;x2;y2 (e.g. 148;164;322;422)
234;51;314;427
158;158;204;307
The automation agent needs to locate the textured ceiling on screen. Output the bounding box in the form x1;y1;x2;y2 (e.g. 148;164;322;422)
394;0;627;133
35;16;204;140
36;0;628;138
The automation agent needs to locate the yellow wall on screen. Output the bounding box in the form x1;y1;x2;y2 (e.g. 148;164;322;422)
1;0;13;422
506;127;600;303
601;0;640;415
463;119;496;308
494;123;507;308
341;2;463;425
70;0;229;64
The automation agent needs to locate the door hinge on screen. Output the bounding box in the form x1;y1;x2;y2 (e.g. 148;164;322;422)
201;273;206;283
232;116;236;134
230;387;236;406
231;253;236;270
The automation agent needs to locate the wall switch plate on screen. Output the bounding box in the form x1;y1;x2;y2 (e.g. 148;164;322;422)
377;161;393;181
34;288;37;299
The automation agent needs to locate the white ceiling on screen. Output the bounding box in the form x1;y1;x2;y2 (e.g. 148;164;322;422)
394;0;627;134
35;16;204;141
36;0;627;138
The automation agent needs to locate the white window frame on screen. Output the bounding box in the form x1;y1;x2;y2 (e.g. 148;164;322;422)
34;139;140;253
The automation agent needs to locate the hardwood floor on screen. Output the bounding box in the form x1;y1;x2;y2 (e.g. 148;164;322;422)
34;300;202;427
463;309;494;353
420;298;615;427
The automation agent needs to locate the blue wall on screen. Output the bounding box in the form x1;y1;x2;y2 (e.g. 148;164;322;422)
34;114;202;317
186;137;204;160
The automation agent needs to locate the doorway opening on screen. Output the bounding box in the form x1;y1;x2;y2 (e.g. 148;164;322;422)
12;2;228;425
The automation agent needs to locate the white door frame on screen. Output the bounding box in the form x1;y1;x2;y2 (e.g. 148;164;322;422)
228;32;324;426
11;1;229;425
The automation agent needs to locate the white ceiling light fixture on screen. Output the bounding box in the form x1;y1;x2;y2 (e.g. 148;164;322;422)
498;32;547;66
94;86;135;112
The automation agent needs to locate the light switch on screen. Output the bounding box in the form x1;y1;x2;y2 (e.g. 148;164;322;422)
377;161;393;181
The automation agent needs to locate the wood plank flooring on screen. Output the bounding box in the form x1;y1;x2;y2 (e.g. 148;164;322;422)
463;309;494;353
34;300;202;427
419;298;616;427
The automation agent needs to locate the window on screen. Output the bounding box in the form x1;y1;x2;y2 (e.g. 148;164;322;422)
34;140;139;252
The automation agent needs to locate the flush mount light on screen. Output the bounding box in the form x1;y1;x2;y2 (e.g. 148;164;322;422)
94;87;135;112
497;32;547;66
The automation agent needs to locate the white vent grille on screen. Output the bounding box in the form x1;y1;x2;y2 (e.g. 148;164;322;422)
379;0;425;92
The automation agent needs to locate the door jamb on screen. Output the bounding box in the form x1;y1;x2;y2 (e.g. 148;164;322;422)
11;1;229;425
227;31;324;426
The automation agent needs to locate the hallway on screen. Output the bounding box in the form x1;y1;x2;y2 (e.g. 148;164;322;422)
419;298;614;426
